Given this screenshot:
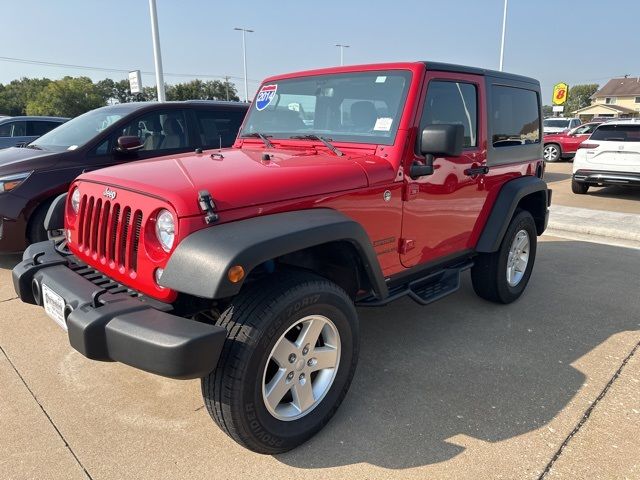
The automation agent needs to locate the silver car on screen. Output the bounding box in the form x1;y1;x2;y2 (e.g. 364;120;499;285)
0;116;68;149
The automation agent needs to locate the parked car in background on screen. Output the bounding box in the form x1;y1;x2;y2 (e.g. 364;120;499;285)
572;120;640;193
543;122;602;162
543;117;581;134
0;116;68;149
0;101;248;252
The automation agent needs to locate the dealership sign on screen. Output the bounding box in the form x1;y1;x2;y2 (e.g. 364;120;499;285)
552;82;568;105
129;70;142;94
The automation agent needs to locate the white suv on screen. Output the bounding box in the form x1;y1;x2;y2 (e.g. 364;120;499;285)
543;117;581;134
572;120;640;194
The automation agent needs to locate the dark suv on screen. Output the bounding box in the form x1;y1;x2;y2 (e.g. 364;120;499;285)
0;101;247;252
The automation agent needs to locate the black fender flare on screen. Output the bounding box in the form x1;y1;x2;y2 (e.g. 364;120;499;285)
44;193;67;232
160;209;388;300
476;176;550;253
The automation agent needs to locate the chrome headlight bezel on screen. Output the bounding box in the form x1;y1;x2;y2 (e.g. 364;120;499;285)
155;209;175;252
0;171;32;193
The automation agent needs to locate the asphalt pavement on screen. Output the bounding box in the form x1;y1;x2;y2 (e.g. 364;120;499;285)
1;235;638;480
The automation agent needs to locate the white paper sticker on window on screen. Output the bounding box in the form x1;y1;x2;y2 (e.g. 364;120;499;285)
373;117;393;131
375;76;387;83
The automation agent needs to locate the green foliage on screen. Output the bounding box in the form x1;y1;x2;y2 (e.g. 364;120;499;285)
26;76;106;117
166;79;239;101
542;105;553;118
0;75;241;118
0;78;52;115
565;84;599;115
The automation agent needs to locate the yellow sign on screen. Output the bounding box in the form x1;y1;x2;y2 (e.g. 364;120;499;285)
552;82;569;105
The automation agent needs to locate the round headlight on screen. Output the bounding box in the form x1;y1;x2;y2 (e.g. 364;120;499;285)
71;187;80;213
155;209;175;252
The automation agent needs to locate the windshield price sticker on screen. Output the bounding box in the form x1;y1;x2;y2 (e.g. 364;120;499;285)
256;84;278;111
374;117;393;131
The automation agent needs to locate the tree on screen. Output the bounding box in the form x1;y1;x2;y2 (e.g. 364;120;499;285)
0;78;52;115
565;84;599;116
166;79;239;101
26;76;106;117
542;105;553;118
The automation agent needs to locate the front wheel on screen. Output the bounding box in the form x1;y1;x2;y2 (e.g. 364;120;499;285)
202;271;359;454
471;210;537;304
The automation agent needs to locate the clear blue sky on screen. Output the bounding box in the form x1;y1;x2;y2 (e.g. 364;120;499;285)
2;0;639;104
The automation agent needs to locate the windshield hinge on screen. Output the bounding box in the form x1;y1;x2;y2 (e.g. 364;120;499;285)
198;190;219;224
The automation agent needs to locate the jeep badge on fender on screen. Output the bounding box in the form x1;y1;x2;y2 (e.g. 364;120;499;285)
13;61;550;454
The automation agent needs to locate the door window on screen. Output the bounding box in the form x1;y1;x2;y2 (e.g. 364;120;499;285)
27;121;61;136
0;121;26;137
115;110;189;152
419;81;478;148
195;109;245;149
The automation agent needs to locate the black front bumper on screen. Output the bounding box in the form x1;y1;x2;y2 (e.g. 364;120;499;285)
12;241;226;379
573;169;640;186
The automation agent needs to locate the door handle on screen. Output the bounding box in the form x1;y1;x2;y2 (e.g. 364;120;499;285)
464;166;489;176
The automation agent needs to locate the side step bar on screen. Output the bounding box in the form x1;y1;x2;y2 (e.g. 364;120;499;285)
357;261;473;307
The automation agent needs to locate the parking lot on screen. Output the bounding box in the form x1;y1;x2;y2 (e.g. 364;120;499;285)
2;230;639;479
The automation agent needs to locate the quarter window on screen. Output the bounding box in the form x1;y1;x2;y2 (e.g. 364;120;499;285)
491;86;540;147
419;81;478;148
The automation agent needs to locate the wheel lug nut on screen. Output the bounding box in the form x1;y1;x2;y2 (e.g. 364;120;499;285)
287;372;294;381
288;353;296;363
302;344;310;355
307;358;316;367
299;373;306;384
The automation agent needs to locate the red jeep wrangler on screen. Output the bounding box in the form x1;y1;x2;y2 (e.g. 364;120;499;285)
13;62;550;454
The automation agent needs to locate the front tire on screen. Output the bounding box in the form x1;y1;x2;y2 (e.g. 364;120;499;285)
471;210;537;304
202;271;359;454
543;143;561;162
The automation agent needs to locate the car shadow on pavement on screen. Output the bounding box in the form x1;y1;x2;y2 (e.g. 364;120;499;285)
0;254;21;270
586;185;640;200
543;171;571;183
276;240;640;469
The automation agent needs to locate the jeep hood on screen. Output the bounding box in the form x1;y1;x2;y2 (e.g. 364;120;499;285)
79;147;393;216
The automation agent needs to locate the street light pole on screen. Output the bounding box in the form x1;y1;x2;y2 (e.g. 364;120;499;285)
234;27;254;102
335;44;350;66
148;0;166;102
499;0;508;71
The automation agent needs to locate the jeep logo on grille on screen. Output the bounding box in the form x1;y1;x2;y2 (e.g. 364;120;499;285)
103;188;117;200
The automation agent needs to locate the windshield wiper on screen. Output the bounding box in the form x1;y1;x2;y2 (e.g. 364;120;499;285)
24;144;42;150
290;135;343;157
242;132;274;148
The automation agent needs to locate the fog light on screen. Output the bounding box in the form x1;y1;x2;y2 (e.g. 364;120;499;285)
228;265;245;283
154;268;165;288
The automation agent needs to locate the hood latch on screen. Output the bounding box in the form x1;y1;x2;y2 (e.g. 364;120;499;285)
198;190;219;224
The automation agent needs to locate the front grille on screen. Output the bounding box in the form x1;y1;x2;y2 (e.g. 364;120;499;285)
77;195;143;273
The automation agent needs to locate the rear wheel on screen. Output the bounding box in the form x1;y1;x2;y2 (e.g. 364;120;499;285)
471;210;537;304
571;179;589;194
201;271;359;454
543;143;561;162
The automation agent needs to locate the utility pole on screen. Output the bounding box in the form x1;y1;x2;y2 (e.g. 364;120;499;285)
148;0;166;102
234;27;254;102
499;0;508;71
223;76;230;101
335;44;350;66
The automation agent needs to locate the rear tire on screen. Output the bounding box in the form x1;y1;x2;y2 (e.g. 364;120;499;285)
543;143;561;162
201;271;359;454
471;210;537;304
571;179;589;194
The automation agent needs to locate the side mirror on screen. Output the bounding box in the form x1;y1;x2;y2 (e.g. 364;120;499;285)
116;136;143;152
411;124;465;178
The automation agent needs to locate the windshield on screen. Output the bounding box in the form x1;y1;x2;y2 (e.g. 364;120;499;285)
31;107;129;151
543;119;570;128
241;70;412;145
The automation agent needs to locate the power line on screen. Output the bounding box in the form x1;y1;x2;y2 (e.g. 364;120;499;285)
0;55;262;84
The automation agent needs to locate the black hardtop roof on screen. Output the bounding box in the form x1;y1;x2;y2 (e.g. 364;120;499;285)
423;61;539;86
